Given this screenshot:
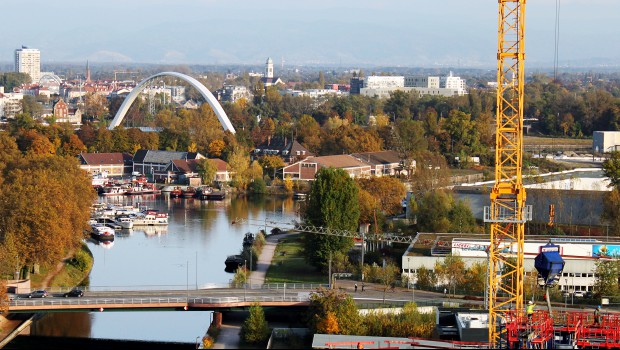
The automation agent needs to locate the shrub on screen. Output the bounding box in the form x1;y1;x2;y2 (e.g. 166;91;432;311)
68;249;90;272
240;303;271;344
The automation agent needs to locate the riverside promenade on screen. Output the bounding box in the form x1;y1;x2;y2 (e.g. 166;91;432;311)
211;232;284;349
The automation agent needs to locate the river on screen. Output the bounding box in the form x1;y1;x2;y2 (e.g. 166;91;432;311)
27;193;302;344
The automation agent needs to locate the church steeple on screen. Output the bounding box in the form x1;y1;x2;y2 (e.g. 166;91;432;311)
86;60;91;82
265;57;274;79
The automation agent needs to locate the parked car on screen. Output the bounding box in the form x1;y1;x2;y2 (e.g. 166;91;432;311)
573;291;585;298
28;290;48;298
585;291;594;299
63;288;84;298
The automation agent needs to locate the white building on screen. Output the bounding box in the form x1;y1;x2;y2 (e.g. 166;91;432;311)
441;71;467;93
359;73;467;98
402;235;613;295
593;131;620;153
0;91;24;118
364;76;405;89
15;46;41;83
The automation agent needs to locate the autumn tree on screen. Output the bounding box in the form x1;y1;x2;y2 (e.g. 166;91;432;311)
356;177;406;217
303;168;360;271
435;254;467;296
84;92;108;121
307;287;365;335
363;261;401;304
0;155;96;277
464;262;487;295
415;266;437;291
208;139;226;158
240;303;271;345
196;158;218;186
227;145;251;190
258;154;285;180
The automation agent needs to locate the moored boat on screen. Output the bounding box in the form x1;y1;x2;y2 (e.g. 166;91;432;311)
99;185;129;196
125;183;161;195
131;209;169;226
169;186;183;198
181;186;197;198
195;186;213;200
224;255;246;271
90;223;115;241
206;191;226;200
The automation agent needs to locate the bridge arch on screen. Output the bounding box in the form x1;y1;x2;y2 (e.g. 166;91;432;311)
108;71;235;133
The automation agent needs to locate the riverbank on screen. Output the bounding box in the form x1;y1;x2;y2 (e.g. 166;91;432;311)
0;243;93;347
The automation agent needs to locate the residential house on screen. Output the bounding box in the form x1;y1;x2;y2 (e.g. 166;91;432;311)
78;152;134;177
351;150;414;177
162;158;230;185
252;136;313;164
282;155;372;181
132;150;205;181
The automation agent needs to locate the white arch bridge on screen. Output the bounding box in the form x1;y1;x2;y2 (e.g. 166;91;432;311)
107;71;236;133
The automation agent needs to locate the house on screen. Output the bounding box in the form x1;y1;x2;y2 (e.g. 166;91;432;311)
351;150;413;177
132;150;205;180
282;155;372;181
78;152;134;177
252;136;313;164
162;158;230;185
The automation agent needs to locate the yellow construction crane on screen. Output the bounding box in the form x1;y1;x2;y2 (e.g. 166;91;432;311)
485;0;532;347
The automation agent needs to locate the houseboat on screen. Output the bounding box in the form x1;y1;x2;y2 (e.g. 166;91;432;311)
125;183;161;195
131;209;169;226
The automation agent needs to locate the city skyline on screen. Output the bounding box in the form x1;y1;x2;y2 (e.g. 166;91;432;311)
1;0;619;69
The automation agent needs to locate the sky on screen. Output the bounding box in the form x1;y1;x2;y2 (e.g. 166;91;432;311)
2;0;619;69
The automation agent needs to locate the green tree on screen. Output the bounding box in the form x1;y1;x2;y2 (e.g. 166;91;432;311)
240;303;271;345
448;199;477;233
593;260;620;299
307;287;365;335
414;190;453;232
414;266;437;291
303;168;360;271
21;95;42;117
196;158;218;186
603;151;620;190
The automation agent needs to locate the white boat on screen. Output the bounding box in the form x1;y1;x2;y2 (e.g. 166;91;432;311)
114;215;134;229
90;223;115;241
91;171;109;187
99;185;128;196
131;209;169;226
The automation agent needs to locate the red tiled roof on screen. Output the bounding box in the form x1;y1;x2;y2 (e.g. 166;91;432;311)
79;153;131;165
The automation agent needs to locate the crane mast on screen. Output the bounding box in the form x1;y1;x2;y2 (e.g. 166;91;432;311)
486;0;532;347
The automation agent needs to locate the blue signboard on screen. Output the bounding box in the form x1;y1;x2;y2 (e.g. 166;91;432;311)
592;245;620;258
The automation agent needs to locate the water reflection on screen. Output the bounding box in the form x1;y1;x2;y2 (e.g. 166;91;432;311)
28;194;300;343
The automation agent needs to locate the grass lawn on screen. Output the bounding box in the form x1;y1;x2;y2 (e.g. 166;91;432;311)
265;233;326;284
524;136;591;146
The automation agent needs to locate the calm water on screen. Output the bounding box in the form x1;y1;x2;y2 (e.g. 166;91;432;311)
29;193;302;343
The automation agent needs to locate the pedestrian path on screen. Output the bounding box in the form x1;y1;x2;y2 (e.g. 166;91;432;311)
211;232;284;349
248;232;285;285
